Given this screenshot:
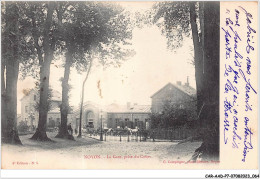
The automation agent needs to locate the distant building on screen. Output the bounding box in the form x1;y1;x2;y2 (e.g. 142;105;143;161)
20;78;197;132
106;103;151;130
20;89;73;131
73;102;151;130
151;78;197;121
73;101;102;131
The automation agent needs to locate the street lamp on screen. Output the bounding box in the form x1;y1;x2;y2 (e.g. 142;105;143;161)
100;110;103;141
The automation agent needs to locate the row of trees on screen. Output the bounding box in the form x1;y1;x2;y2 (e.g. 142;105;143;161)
1;2;133;143
2;1;219;161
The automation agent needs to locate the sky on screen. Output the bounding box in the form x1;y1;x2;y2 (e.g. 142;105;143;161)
17;2;195;114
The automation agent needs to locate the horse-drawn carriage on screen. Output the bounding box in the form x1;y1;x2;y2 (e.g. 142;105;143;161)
105;127;126;136
105;127;140;136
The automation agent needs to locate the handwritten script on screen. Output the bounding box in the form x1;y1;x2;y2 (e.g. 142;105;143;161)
222;6;257;163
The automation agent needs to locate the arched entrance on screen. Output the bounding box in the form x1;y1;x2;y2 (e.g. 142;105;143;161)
86;111;95;128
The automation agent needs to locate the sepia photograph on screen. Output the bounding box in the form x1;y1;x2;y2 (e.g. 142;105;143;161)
0;0;258;173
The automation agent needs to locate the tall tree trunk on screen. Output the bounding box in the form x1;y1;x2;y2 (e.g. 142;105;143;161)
2;3;22;145
189;2;204;117
54;4;74;140
55;51;74;140
199;1;220;160
1;56;6;138
31;2;55;141
190;2;220;161
78;60;92;138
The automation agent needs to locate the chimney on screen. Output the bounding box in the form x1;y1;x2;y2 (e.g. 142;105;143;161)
185;76;189;86
127;102;131;109
176;81;182;86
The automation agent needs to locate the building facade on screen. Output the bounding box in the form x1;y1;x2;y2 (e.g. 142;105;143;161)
73;102;151;131
106;103;151;130
151;80;197;121
20;89;74;131
20;90;151;133
73;101;104;131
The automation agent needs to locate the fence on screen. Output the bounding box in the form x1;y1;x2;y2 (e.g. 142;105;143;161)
86;128;195;142
151;128;195;141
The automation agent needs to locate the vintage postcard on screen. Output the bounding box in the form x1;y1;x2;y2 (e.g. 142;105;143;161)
0;0;258;172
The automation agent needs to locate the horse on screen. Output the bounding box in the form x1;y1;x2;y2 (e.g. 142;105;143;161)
124;127;132;135
106;128;114;136
129;127;139;136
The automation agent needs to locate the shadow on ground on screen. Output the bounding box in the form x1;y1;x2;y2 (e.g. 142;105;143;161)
17;132;101;150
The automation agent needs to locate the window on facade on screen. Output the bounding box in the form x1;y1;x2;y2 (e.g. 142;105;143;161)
48;119;55;128
115;118;119;127
135;118;139;126
125;118;129;127
25;106;28;113
87;111;94;118
34;95;36;101
87;111;94;124
56;118;60;123
107;118;112;128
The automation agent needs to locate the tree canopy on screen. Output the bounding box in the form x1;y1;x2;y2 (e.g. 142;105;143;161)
153;2;192;50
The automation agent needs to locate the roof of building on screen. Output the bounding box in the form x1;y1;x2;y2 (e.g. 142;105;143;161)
105;103;151;113
20;88;62;102
150;82;196;98
20;88;35;101
51;90;62;101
